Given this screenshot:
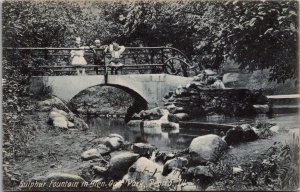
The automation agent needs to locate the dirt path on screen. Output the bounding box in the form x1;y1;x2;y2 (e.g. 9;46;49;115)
12;112;101;184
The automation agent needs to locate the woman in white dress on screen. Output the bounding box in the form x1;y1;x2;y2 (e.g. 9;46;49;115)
70;37;88;75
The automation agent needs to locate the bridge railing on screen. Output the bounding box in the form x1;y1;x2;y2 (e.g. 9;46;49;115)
3;47;200;76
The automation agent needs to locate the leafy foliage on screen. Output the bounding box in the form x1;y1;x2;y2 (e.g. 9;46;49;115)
122;1;298;82
220;1;298;82
211;134;299;191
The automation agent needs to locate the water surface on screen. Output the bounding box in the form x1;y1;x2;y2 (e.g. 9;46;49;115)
86;113;299;151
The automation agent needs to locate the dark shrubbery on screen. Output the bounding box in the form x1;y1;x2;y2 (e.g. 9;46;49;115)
210;133;299;191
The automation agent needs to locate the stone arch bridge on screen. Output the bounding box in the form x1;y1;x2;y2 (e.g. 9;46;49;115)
30;74;193;108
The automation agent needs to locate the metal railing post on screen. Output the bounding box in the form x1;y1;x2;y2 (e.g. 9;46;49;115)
161;48;166;72
44;48;48;60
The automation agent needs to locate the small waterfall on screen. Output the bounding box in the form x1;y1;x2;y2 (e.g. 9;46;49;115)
150;150;157;161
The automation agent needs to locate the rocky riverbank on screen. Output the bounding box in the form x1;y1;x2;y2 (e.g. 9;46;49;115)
4;95;299;191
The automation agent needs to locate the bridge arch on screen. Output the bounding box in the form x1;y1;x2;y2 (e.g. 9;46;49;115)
68;84;149;121
30;74;193;108
69;83;149;108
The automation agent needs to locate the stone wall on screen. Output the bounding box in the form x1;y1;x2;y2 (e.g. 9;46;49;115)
164;83;270;118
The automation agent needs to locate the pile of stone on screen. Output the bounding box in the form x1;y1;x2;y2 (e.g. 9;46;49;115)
48;108;76;129
31;120;280;191
113;133;228;191
127;73;271;132
127;88;270;133
113;123;278;190
30;132;227;190
38;97;89;130
164;83;271;119
127;107;175;133
223;124;259;146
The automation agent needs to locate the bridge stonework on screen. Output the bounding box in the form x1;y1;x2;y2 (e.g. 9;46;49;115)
30;74;193;108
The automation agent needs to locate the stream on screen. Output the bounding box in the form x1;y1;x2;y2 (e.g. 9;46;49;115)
85;113;299;151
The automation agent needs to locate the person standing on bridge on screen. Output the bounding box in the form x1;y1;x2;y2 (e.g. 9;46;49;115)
107;42;126;75
90;39;108;75
70;37;88;75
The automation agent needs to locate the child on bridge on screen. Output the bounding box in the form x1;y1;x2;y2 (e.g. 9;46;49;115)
107;42;126;75
90;39;108;75
70;37;88;75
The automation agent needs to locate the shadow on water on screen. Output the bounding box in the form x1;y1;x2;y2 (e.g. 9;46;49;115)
86;113;299;151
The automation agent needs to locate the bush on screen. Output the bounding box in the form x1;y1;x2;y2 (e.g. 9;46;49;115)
210;133;299;191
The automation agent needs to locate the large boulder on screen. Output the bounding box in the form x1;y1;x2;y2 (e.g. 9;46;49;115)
49;108;76;129
52;108;68;117
49;108;68;119
143;112;169;130
104;137;124;150
132;143;157;157
113;157;186;191
49;110;67;120
128;110;170;132
52;116;68;129
92;166;108;177
33;172;85;183
109;134;124;141
113;157;163;191
223;126;244;145
81;148;100;160
97;144;111;155
182;165;213;179
154;151;176;164
174;113;190;121
162;157;188;176
138;107;168;120
253;104;270;113
240;124;258;141
108;151;139;179
128;157;162;176
181;165;215;189
224;125;258;146
188;134;227;164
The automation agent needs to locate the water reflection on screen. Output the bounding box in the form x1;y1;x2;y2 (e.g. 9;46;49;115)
86;113;299;151
86;117;191;150
191;114;270;125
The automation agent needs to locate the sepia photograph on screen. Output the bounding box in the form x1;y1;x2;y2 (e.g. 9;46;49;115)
2;0;299;191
